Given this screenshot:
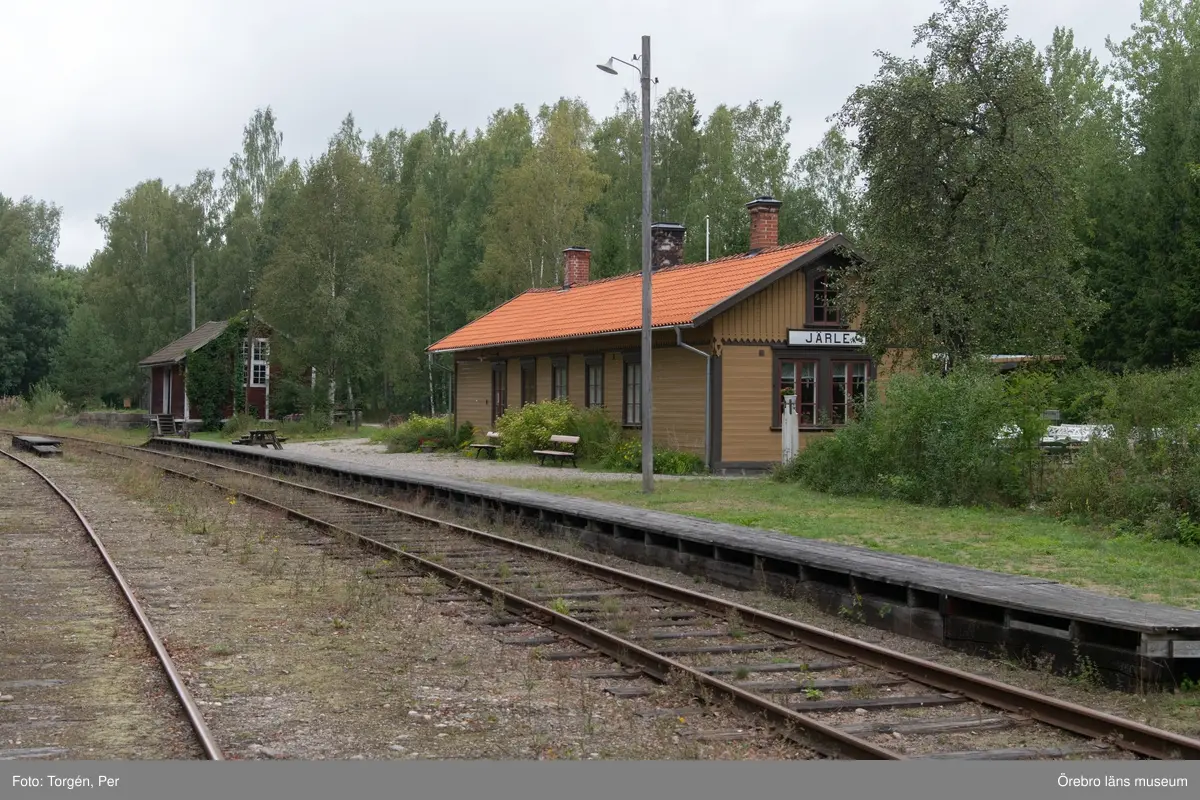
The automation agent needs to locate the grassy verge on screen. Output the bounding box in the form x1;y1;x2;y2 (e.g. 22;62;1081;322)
492;476;1200;610
0;413;371;446
191;425;367;445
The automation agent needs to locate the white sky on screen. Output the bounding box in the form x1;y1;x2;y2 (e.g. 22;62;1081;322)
0;0;1141;268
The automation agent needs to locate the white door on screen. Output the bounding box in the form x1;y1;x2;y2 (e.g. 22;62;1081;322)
162;369;171;415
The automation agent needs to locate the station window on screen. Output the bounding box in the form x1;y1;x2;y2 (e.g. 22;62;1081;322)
623;360;642;426
775;353;871;428
551;358;568;401
585;358;604;408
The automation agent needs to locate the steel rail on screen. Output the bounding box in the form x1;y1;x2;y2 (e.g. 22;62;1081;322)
114;440;1200;760
81;440;896;759
0;446;224;761
18;430;1200;760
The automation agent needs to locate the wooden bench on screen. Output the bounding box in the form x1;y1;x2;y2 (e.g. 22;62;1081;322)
469;431;501;459
533;435;579;467
232;429;288;450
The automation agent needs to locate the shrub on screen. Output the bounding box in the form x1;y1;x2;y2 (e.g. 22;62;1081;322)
773;361;1200;546
221;413;255;436
369;414;462;453
572;407;622;462
12;380;71;423
1048;420;1200;545
600;437;706;475
492;400;625;464
495;400;578;460
773;367;1047;507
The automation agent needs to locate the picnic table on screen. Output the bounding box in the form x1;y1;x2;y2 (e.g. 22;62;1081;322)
232;429;288;450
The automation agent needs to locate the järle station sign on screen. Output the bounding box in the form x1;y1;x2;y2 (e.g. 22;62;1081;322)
787;329;864;347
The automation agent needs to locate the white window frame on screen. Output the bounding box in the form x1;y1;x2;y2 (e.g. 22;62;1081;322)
250;338;269;388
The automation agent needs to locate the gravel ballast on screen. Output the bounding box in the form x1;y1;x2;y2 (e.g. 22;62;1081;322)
27;450;813;761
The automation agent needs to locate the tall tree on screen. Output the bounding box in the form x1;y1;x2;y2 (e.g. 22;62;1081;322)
0;194;74;395
1097;0;1200;366
477;99;607;298
221;107;286;215
786;127;863;240
1043;27;1132;367
836;0;1100;368
683;105;745;260
591;91;641;276
258;122;413;420
85;179;216;395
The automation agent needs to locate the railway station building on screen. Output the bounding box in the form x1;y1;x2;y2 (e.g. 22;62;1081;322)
428;196;898;474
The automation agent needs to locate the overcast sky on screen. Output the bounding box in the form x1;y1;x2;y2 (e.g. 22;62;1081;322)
2;0;1141;269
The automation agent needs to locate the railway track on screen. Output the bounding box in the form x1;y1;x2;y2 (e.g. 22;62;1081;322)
0;441;223;761
23;431;1200;761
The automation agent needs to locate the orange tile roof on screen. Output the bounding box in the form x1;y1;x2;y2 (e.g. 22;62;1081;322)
428;235;837;353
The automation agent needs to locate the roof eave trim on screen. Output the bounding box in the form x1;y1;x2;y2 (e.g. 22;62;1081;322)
690;235;852;327
427;323;696;355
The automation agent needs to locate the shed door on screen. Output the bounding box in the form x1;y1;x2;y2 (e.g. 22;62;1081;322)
162;369;171;416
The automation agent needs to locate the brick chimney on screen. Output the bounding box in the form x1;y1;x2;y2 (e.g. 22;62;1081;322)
651;223;686;270
746;196;782;251
563;246;591;287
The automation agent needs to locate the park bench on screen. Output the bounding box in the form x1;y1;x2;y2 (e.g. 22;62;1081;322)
469;431;501;459
533;434;579;468
231;428;288;450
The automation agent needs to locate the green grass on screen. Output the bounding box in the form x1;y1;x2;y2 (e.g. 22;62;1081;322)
492;476;1200;609
194;424;366;444
0;413;369;446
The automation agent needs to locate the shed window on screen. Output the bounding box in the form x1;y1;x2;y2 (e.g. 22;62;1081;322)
250;338;269;388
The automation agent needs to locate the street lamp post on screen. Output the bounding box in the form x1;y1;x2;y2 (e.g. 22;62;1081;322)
598;35;655;494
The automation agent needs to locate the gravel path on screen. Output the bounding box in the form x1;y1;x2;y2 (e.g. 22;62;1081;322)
289;439;725;483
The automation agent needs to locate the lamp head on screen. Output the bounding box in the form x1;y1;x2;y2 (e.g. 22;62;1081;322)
596;57;618;75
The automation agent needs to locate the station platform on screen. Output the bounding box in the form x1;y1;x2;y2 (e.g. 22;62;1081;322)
140;437;1200;689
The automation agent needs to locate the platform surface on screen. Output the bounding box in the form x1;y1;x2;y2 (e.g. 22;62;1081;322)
12;435;62;446
146;438;1200;635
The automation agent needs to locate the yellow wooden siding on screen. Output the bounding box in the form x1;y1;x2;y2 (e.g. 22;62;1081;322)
713;270;805;344
455;360;492;431
568;355;586;408
604;351;624;426
651;346;706;454
719;345;778;463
